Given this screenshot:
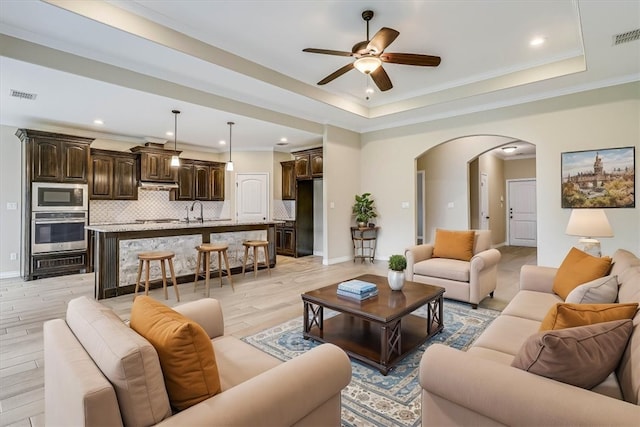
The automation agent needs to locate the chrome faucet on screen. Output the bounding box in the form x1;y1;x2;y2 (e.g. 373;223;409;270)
184;206;190;223
190;200;204;223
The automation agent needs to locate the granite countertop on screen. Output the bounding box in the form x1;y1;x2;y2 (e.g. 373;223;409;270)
86;219;283;233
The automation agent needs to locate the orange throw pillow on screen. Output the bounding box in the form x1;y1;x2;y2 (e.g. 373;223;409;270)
130;296;221;411
432;229;475;261
539;302;638;331
552;247;612;300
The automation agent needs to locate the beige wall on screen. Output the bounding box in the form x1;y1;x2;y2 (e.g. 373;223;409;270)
505;157;536;180
0;126;23;277
479;153;506;245
359;82;639;267
323;125;360;264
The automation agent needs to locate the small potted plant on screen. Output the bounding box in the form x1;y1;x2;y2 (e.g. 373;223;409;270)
388;254;407;291
352;192;378;228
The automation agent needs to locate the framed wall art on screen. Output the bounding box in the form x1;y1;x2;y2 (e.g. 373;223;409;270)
561;146;635;208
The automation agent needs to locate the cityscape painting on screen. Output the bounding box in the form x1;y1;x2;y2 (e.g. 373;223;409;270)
561;146;635;208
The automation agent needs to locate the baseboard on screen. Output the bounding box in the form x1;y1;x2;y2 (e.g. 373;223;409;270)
313;250;324;257
324;255;352;265
0;270;21;279
492;241;507;248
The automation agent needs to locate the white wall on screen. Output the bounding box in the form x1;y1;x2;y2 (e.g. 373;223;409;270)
359;83;639;267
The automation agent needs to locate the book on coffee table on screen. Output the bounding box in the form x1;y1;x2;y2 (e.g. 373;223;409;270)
337;279;377;294
336;288;379;301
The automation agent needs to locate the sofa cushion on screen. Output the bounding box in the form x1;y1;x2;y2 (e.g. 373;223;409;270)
66;296;171;427
617;266;640;304
512;319;633;389
130;296;221;411
552;247;612;300
564;275;618;304
433;229;475;261
414;258;470;282
501;290;563;322
539;302;639;331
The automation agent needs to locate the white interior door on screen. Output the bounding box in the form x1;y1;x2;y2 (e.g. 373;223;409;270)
480;173;489;230
508;179;537;247
236;173;269;222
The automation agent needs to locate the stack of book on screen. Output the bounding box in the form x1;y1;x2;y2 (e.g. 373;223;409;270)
337;279;378;301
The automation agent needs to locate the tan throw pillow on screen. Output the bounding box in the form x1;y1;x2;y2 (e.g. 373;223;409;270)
130;296;221;411
552;247;612;300
512;319;633;389
539;302;638;331
564;275;619;304
432;229;475;261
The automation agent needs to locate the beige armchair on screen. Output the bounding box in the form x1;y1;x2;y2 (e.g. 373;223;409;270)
405;229;501;308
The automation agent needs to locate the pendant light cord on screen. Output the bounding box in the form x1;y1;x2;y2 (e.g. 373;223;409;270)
227;121;234;162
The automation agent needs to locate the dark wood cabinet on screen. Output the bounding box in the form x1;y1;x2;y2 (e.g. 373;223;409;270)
211;164;225;201
310;149;323;177
276;221;296;256
175;162;195;200
172;159;225;201
17;130;92;183
130;143;179;183
281;160;296;200
90;149;138;200
293;147;322;180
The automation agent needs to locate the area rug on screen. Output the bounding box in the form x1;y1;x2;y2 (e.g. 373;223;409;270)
242;300;500;427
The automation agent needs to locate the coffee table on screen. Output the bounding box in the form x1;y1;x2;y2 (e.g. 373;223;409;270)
301;274;445;375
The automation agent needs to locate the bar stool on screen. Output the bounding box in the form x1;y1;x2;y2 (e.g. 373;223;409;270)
194;243;233;297
242;240;271;277
134;251;180;301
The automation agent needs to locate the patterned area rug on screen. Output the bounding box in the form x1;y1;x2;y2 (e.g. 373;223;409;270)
242;300;500;427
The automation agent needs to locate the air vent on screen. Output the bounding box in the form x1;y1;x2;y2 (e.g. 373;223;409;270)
10;89;37;100
613;29;640;45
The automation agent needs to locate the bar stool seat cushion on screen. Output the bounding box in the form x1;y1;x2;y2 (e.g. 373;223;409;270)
130;296;221;411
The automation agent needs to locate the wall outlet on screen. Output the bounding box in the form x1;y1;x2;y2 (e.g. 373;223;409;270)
401;202;409;208
6;202;17;210
10;252;17;261
447;202;455;208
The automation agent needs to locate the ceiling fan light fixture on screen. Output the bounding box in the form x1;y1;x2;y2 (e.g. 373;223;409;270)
502;146;517;153
354;56;382;74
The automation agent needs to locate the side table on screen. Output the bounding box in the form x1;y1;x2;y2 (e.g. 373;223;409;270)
351;226;379;263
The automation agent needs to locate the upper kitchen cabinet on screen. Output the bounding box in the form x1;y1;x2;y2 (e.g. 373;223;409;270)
171;160;225;201
281;160;296;200
16;129;93;183
90;149;138;200
293;147;322;180
211;164;225;201
130;142;179;183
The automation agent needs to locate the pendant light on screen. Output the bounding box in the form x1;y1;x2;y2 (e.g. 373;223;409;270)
170;109;180;167
226;121;235;171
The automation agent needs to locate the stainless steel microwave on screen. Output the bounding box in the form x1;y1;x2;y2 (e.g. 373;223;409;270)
32;182;88;211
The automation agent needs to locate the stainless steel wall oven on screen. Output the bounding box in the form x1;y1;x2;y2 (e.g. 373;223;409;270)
31;211;88;254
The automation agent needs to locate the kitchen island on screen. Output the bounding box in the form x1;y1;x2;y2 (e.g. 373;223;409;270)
87;220;279;299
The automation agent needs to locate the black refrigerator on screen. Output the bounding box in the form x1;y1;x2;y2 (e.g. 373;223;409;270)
295;180;314;257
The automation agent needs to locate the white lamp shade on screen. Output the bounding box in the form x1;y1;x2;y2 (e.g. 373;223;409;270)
565;209;613;238
226;161;234;171
170;155;180;167
354;57;382;74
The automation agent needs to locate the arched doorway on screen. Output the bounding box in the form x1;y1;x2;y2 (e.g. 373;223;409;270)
415;135;536;247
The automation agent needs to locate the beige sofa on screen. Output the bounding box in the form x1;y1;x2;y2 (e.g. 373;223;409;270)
419;249;640;426
44;297;352;427
405;230;501;308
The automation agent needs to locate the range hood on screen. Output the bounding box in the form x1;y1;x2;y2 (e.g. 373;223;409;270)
139;181;178;190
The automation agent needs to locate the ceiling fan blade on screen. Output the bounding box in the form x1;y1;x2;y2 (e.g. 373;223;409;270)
380;52;441;67
370;66;392;91
303;48;354;57
367;27;400;53
317;63;355;85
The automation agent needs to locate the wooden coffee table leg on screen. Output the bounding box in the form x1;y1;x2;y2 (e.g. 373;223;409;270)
381;320;402;370
303;302;323;337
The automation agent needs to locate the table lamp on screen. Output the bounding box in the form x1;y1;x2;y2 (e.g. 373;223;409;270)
565;209;613;257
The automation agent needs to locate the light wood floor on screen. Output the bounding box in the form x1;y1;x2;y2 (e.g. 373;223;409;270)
0;246;536;427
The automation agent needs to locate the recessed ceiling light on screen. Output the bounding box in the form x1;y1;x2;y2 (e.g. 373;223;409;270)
166;131;173;136
502;146;517;153
219;140;226;145
530;37;545;47
93;119;103;125
280;137;288;142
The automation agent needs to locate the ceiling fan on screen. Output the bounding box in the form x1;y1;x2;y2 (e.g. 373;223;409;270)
303;10;441;92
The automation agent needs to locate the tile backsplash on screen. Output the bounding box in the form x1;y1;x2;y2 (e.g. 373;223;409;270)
273;199;295;220
90;190;229;224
